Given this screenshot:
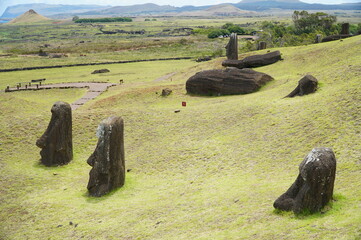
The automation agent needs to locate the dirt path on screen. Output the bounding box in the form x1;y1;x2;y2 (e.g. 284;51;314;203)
153;72;177;82
6;82;117;110
4;72;178;110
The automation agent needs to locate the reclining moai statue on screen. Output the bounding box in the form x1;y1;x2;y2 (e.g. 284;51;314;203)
87;116;125;197
36;101;73;166
274;148;336;214
226;33;238;60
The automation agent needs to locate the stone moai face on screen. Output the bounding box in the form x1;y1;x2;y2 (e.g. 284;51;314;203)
273;148;336;214
87;116;125;197
226;32;238;60
36;101;73;166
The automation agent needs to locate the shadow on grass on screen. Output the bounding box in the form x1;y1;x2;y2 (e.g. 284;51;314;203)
83;175;135;204
32;160;72;170
272;193;346;220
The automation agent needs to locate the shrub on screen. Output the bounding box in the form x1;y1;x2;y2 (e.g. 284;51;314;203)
75;17;133;23
208;29;230;39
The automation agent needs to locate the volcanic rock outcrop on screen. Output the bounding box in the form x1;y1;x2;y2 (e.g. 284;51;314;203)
285;75;318;98
222;50;282;69
36;101;73;166
87;116;125;197
274;148;336;214
186;68;273;96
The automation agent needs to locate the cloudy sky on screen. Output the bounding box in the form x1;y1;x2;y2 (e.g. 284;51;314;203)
1;0;359;16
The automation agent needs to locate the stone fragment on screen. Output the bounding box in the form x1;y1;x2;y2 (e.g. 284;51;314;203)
36;101;73;166
226;33;238;60
341;23;350;35
222;50;281;69
186;68;273;96
196;56;212;62
315;34;322;43
91;69;110;74
87;116;125;197
257;41;267;50
321;34;351;42
285;75;318;98
274;148;336;214
161;88;172;96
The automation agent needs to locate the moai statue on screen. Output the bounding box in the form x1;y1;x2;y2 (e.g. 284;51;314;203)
341;23;350;35
257;41;267;50
36;101;73;166
226;32;238;60
315;34;322;43
285;75;318;98
274;148;336;214
87;116;125;197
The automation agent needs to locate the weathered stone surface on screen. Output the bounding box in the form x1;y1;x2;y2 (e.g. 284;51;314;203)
36;101;73;166
226;33;238;60
341;23;350;35
186;68;273;96
321;34;352;42
257;41;267;50
222;50;281;69
274;148;336;214
161;88;172;96
285;75;318;98
91;69;110;74
87;116;125;197
315;34;322;43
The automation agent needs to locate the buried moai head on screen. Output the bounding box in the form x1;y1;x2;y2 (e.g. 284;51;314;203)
87;116;125;197
273;148;336;214
285;75;318;98
36;101;73;166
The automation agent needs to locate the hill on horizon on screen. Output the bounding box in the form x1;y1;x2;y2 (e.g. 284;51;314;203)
7;9;51;24
1;3;109;19
2;1;360;19
176;4;256;17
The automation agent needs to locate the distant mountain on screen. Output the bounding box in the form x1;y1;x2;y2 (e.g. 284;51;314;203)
2;1;360;19
176;4;256;17
233;0;361;10
1;4;108;18
7;9;50;24
83;3;177;16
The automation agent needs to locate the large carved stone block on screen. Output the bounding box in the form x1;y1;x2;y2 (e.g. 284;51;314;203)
222;50;281;69
87;116;125;197
186;68;273;96
274;148;336;214
36;101;73;166
226;33;238;60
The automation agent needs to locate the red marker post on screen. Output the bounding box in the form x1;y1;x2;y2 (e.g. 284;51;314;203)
182;101;186;107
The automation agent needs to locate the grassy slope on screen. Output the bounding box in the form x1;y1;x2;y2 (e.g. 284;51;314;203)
0;35;360;239
0;59;198;89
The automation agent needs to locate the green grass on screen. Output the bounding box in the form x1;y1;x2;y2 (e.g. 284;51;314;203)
0;59;199;89
0;35;360;239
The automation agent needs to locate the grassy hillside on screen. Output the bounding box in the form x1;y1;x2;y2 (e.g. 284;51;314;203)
0;35;360;239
